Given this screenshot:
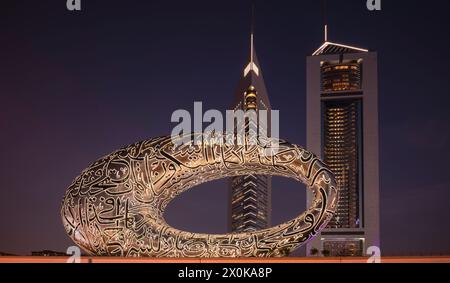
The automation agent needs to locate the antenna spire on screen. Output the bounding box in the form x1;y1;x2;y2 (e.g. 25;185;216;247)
251;2;255;64
322;0;328;42
243;2;260;77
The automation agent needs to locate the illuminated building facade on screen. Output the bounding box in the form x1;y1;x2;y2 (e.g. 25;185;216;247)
61;133;338;257
31;250;66;257
228;34;273;233
306;41;380;256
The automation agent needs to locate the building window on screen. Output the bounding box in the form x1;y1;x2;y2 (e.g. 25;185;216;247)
322;239;364;257
321;60;362;93
322;99;363;229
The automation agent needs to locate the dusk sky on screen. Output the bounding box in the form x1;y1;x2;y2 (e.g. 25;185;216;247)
1;0;449;256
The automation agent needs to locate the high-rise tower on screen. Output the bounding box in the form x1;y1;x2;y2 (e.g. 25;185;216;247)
306;37;380;256
228;29;273;233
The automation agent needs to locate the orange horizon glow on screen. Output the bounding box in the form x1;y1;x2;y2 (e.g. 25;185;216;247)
0;256;449;264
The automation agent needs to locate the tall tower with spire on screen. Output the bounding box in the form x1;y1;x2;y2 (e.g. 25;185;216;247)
228;8;272;233
306;1;380;256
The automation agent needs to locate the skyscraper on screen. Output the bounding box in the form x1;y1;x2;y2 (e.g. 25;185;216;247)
228;32;272;233
306;38;380;256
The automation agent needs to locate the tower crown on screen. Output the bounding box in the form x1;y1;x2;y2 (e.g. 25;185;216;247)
231;4;271;112
244;34;259;77
244;85;258;111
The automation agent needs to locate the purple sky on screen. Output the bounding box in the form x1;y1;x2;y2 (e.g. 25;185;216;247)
1;0;449;256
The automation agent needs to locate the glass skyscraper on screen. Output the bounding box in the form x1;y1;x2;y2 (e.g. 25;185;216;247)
306;41;380;256
228;34;272;233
